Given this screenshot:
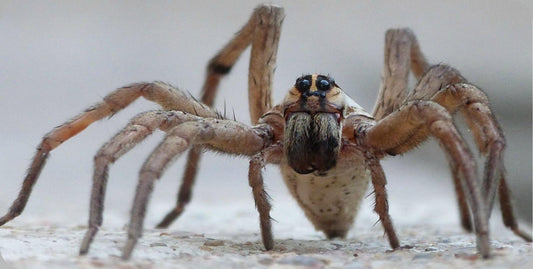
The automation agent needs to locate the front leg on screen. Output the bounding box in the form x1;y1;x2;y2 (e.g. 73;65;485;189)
122;119;272;259
366;153;400;250
365;101;490;258
248;144;282;250
156;4;284;228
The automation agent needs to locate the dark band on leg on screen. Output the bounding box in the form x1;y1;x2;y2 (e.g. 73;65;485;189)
209;63;233;75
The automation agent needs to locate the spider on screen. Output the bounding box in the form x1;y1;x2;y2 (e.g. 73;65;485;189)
0;4;530;260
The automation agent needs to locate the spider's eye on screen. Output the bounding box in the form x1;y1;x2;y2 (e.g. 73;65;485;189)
317;79;330;91
297;79;311;92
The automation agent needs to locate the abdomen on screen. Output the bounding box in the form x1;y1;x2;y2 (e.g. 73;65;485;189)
280;145;370;238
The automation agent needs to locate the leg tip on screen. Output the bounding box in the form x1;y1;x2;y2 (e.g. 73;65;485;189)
476;234;492;259
0;215;13;226
122;238;137;260
514;228;533;242
263;242;274;251
121;253;132;261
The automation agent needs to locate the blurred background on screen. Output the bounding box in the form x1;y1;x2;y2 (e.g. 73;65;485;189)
0;0;531;237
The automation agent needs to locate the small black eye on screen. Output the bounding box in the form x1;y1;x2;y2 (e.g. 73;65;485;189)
297;79;311;92
317;79;330;91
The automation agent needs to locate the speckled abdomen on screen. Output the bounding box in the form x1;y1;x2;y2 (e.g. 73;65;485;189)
280;143;371;238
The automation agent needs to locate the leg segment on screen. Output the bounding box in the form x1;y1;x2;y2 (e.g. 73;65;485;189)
372;28;429;120
0;82;217;226
79;110;201;255
246;144;282;250
249;153;273;250
155;4;284;228
379;66;476;232
452;167;473;232
366;100;491;258
402;64;530;241
121;120;271;259
366;153;400;250
155;146;201;228
432;81;532;242
200;3;284;124
371;26;531;245
499;177;533;241
247;4;284;124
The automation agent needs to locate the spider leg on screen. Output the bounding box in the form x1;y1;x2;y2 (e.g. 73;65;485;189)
79;110;201;255
0;82;216;226
498;177;533;241
248;144;282;250
248;151;273;249
249;154;273;249
154;145;201;228
381;65;474;232
372;28;429;121
366;153;400;250
121;119;271;259
431;80;532;242
372;28;531;248
365;101;490;258
156;4;284;228
370;29;474;234
393;65;531;242
345;115;400;250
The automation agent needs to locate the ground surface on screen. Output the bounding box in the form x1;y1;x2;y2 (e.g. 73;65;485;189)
0;199;531;269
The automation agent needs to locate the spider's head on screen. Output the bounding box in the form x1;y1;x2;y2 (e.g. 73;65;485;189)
283;74;345;114
282;74;346;175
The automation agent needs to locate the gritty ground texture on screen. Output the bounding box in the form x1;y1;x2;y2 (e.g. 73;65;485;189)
0;200;531;269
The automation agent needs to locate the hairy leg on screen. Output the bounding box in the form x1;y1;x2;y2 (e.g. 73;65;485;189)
366;100;490;258
372;28;429;120
156;4;284;228
79;110;202;255
249;153;272;249
498;178;533;241
371;28;530;243
394;64;531;241
121;119;271;259
431;81;532;242
365;153;400;250
155;146;201;228
369;29;475;235
383;65;473;231
0;82;217;226
247;144;282;250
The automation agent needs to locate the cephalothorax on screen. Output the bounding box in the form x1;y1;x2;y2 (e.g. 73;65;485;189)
1;4;530;260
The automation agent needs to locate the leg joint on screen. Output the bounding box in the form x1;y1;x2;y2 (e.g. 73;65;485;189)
407;100;452;125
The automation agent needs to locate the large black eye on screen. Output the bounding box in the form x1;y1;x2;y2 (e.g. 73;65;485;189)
317;79;330;91
297;79;311;92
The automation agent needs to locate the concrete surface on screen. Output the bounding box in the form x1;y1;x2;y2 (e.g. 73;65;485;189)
0;199;531;269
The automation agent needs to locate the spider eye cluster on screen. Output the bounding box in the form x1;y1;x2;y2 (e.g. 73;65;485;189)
296;77;311;92
316;75;336;91
294;74;336;94
317;78;330;91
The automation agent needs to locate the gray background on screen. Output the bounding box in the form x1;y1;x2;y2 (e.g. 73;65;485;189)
0;0;531;235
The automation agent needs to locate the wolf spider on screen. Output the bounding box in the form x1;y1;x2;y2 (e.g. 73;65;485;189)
0;4;530;260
